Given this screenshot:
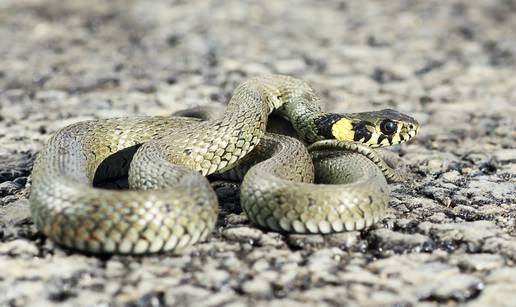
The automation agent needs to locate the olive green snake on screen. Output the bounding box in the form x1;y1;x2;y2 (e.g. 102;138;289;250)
29;75;419;254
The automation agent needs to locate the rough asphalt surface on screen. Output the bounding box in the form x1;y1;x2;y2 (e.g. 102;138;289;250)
1;0;515;306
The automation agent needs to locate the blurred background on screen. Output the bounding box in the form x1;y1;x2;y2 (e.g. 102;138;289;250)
1;0;515;306
1;0;515;152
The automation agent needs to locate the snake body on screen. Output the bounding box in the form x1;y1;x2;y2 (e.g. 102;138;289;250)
30;75;419;254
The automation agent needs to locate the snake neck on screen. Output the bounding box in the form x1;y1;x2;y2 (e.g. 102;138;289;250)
232;74;329;144
278;100;333;144
221;75;346;149
200;75;325;173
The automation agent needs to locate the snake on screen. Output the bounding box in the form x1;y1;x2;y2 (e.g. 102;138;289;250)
29;74;419;254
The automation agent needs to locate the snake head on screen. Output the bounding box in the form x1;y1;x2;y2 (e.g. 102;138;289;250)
318;109;419;147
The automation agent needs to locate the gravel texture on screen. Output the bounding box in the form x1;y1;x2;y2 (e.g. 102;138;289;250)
1;0;515;306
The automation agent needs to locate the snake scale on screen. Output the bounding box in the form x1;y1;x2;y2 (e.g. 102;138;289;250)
30;75;419;254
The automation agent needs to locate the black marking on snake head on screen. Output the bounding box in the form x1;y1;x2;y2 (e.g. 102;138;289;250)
368;196;373;205
184;148;192;156
376;130;393;145
377;134;387;145
353;121;373;143
315;113;343;139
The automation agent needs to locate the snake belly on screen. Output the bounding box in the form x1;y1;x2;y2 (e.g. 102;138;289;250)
29;74;413;254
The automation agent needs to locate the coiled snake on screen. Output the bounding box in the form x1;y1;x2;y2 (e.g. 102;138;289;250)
29;75;419;254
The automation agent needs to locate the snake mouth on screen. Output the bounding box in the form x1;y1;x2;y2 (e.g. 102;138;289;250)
405;125;420;141
408;129;417;139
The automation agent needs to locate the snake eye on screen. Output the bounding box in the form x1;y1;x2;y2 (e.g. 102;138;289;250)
380;119;397;135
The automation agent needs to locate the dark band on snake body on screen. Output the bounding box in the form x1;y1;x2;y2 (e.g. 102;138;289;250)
314;113;344;139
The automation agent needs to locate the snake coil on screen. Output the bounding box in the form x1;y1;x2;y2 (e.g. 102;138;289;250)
30;75;419;254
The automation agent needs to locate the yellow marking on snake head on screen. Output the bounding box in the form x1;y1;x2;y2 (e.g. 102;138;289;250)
331;118;355;141
390;134;401;145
